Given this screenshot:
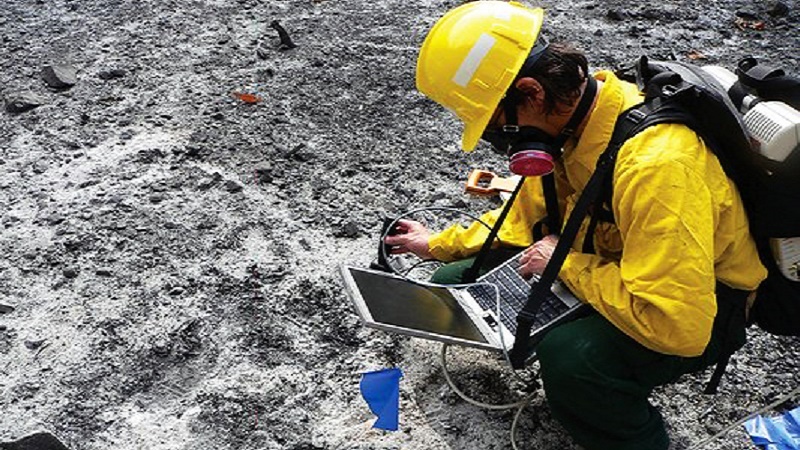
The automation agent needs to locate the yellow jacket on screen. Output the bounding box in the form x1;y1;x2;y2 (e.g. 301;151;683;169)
428;71;767;357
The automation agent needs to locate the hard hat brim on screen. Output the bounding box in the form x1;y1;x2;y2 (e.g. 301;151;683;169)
461;110;494;152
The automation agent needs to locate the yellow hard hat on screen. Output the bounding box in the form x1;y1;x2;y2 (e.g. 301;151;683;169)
416;1;544;151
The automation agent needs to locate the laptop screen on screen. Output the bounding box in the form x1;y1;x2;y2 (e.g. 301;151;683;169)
348;268;489;344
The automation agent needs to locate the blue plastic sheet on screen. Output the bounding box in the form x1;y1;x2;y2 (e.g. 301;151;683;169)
745;406;800;449
359;368;403;431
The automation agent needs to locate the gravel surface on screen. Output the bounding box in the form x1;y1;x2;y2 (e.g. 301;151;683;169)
1;0;798;449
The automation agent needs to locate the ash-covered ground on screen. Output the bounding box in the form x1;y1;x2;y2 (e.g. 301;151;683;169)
0;0;798;449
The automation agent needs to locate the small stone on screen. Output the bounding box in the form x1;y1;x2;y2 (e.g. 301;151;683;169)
169;286;184;296
224;180;243;193
0;325;6;331
149;193;165;203
24;338;47;350
607;9;625;21
41;64;78;89
63;268;78;279
96;268;112;276
769;2;789;17
256;47;269;60
98;69;127;80
255;167;273;184
339;221;360;238
46;214;64;225
5;91;46;113
152;338;171;356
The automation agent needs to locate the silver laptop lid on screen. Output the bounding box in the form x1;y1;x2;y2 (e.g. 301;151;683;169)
340;265;503;351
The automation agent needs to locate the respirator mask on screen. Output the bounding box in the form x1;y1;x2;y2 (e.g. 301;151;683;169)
482;125;558;177
480;39;597;178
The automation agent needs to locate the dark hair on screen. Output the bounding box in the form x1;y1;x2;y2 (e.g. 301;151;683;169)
513;42;589;114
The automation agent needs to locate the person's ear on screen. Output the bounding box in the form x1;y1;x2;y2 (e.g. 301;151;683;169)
514;77;546;109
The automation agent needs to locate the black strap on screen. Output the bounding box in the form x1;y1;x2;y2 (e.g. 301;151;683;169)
465;78;598;282
509;95;701;368
461;176;527;283
703;282;750;394
541;173;560;235
533;77;599;238
509;137;624;367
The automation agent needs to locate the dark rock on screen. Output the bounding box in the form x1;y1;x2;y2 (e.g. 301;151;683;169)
256;47;269;60
5;91;45;113
735;10;760;20
255;166;273;184
169;286;184;296
41;64;78;89
0;432;70;450
152;338;172;356
96;268;112;276
224;180;243;193
63;268;79;279
98;69;127;80
198;172;223;190
149;193;165;203
24;338;47;350
607;9;626;21
338;221;360;238
46;214;65;225
768;2;789;17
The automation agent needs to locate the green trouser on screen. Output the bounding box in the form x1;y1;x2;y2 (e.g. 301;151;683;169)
433;257;748;450
430;248;524;284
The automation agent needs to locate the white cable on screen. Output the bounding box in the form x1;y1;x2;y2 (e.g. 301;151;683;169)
440;343;528;410
384;207;540;448
379;206;501;277
688;384;800;450
511;394;537;450
440;343;538;450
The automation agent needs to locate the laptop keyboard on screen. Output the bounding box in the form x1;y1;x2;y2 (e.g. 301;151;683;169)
465;255;570;334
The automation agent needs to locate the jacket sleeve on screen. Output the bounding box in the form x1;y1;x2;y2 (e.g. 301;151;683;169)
428;171;572;262
559;145;719;357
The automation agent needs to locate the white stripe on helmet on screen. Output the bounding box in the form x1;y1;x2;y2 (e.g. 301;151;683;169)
452;33;496;88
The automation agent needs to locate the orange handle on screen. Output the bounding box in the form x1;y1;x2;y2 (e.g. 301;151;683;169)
465;169;499;196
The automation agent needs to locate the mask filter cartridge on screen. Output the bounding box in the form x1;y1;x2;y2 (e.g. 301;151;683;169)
508;150;555;176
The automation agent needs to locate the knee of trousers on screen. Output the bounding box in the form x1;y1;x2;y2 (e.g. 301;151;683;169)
537;324;599;394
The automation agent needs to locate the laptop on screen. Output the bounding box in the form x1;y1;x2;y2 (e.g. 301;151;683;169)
340;253;587;355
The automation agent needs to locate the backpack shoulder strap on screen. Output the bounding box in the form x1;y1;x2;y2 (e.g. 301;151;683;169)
736;57;800;110
508;100;683;367
583;94;698;253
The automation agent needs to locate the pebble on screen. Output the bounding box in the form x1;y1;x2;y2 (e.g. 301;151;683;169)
339;220;360;238
169;286;184;296
607;9;625;21
769;2;790;17
224;180;243;193
24;338;47;350
63;268;78;278
98;68;127;80
41;64;78;89
5;91;45;113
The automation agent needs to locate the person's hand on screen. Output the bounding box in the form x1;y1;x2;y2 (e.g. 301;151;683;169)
383;219;434;260
519;234;559;279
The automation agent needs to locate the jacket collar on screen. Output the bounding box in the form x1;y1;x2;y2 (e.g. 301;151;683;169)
563;71;645;186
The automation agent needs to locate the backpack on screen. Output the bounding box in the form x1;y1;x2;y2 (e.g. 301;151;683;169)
509;57;800;388
603;57;800;337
